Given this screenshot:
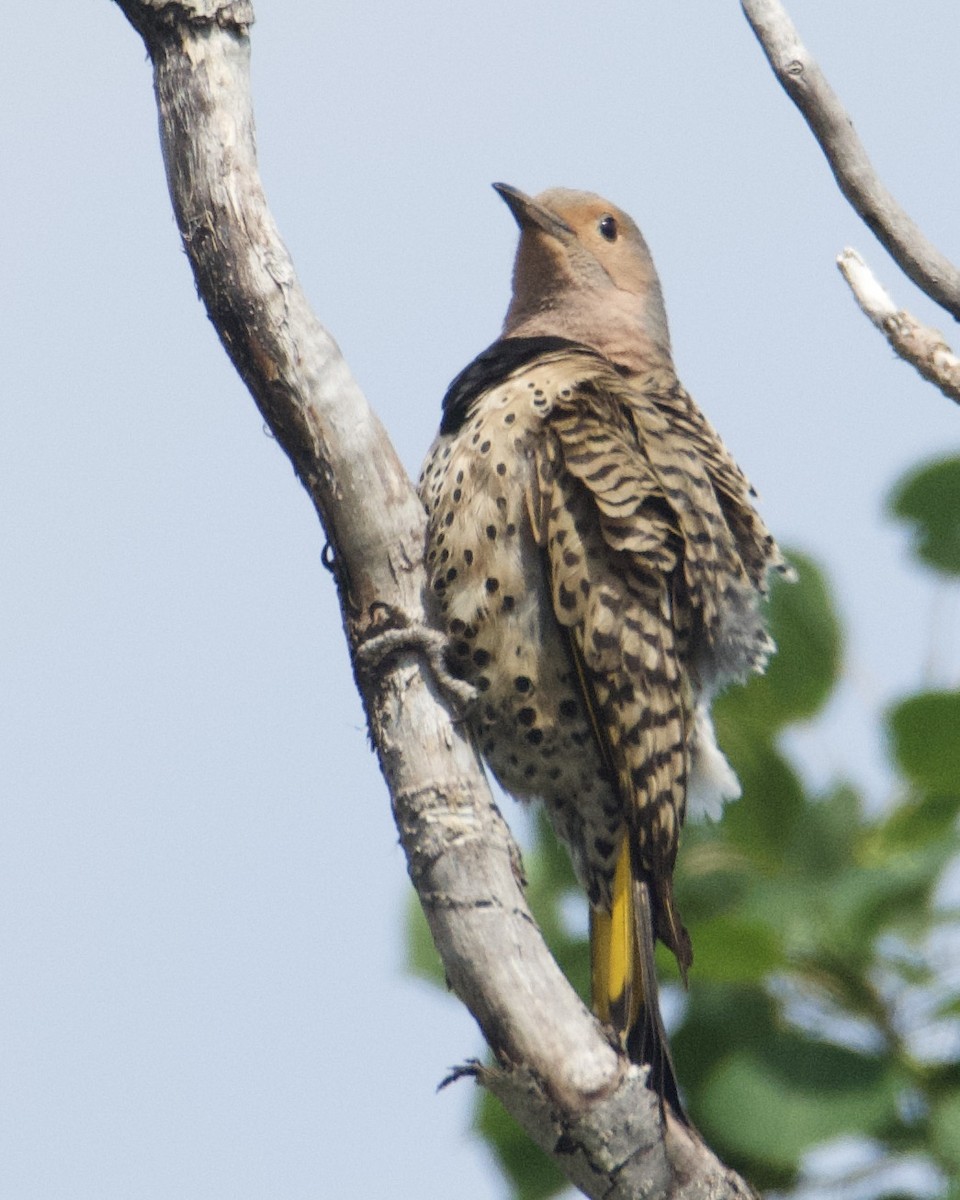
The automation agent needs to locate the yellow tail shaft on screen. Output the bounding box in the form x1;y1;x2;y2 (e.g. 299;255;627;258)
590;836;637;1030
589;837;687;1123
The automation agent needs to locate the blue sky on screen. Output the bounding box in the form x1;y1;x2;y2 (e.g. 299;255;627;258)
2;3;958;1197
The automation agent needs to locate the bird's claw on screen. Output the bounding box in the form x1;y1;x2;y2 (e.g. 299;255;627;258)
354;621;478;713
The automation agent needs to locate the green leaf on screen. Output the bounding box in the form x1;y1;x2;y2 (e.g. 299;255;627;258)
716;742;808;867
475;1090;566;1200
715;551;842;734
781;784;863;879
888;691;960;792
404;890;446;986
526;808;579;898
684;914;783;983
673;825;754;926
698;1040;901;1172
931;1088;960;1171
890;455;960;575
832;852;953;940
872;789;960;854
524;812;590;1000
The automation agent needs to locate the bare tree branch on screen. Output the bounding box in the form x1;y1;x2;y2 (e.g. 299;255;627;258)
838;249;960;405
110;0;756;1194
741;0;960;323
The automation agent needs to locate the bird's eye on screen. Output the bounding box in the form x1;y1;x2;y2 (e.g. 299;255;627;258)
598;214;618;242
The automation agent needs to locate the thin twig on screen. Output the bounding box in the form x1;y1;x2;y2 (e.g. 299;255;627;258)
742;0;960;323
838;249;960;405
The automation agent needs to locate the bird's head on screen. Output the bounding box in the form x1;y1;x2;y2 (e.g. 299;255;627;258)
493;183;673;371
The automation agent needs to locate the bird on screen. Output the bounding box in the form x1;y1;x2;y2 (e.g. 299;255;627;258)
418;183;788;1121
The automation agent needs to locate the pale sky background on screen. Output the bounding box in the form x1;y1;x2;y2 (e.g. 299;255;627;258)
3;3;959;1198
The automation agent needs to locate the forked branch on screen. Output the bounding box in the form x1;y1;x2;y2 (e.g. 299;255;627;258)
742;0;960;325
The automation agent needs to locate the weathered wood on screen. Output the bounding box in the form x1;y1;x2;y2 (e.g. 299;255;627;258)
837;249;960;405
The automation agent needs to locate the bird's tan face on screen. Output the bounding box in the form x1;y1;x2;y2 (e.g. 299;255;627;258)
494;184;672;369
530;188;659;299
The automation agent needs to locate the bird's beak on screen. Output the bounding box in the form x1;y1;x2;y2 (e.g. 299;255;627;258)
493;183;574;240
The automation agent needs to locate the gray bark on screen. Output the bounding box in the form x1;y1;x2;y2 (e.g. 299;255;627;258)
837;250;960;406
111;0;756;1195
742;0;960;324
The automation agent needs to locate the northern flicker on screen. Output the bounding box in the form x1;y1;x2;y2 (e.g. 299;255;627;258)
418;184;787;1119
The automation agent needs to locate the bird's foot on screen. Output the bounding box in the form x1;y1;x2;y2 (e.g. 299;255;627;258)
354;614;478;713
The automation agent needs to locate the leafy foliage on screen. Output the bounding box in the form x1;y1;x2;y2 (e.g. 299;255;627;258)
890;455;960;576
406;458;960;1198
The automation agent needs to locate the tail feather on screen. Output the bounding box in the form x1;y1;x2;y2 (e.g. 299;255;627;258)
590;838;687;1124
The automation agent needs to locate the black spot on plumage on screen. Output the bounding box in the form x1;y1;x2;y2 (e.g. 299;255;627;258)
592;629;618;652
558;583;577;611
